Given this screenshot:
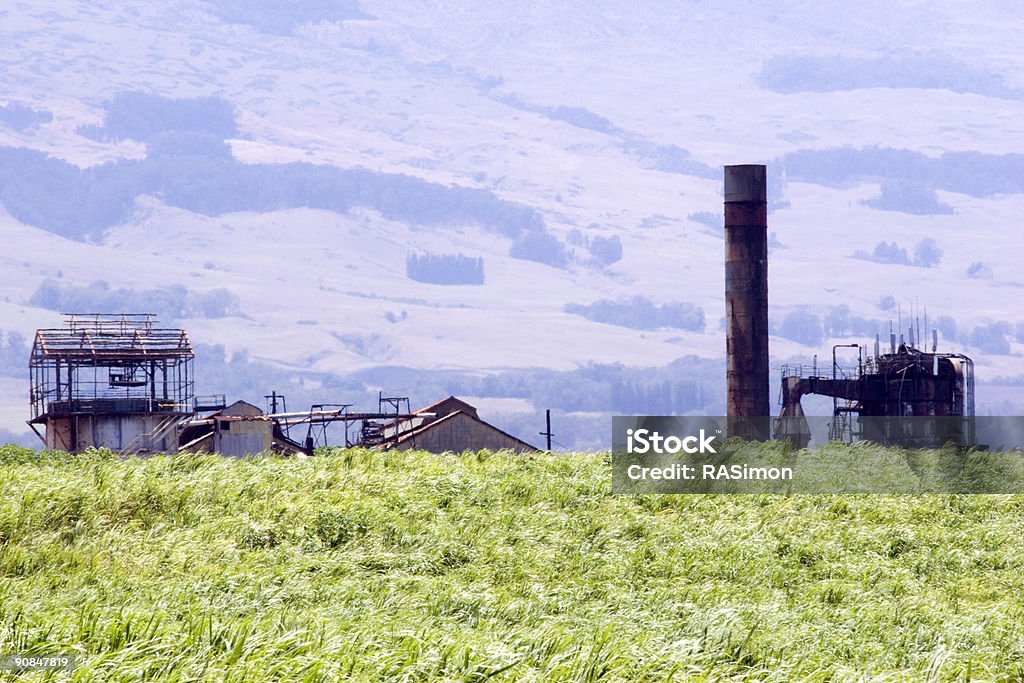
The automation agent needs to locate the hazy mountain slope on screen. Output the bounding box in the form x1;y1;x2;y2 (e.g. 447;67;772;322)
2;1;1023;445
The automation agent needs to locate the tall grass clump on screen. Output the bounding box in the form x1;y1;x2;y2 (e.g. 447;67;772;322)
0;444;1022;680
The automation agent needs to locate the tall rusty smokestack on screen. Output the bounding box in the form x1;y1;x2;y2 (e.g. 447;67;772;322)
724;164;770;431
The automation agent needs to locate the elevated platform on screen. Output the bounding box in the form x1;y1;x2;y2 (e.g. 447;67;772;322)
29;313;195;453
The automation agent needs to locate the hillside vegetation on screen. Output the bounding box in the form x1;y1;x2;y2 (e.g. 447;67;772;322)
6;1;1024;443
1;445;1023;681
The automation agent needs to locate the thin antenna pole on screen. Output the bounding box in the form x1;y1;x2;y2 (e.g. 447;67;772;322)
924;307;929;350
916;297;921;351
540;409;553;452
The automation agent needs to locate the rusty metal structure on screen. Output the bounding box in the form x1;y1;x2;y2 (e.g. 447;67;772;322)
776;334;976;449
724;164;770;435
178;394;424;456
26;314;538;456
28;313;194;453
177;399;310;457
720;163;978;449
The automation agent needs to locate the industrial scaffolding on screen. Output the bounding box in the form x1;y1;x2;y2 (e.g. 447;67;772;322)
29;314;195;445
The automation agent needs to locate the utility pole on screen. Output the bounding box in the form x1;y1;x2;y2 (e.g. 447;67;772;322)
540;409;553;452
265;391;289;438
266;393;286;413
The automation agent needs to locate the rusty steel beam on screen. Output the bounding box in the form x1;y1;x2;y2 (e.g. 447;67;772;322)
724;165;770;431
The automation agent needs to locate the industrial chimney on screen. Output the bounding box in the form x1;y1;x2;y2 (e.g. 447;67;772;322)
724;165;770;435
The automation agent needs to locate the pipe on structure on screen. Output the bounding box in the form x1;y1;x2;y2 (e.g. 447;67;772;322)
724;165;770;436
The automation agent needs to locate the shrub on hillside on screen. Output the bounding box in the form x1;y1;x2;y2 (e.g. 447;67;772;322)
509;231;568;268
589;235;623;266
778;309;824;346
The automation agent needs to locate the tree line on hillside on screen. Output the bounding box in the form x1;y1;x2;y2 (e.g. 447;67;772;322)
0;93;569;267
759;54;1022;99
774;303;1024;355
862;180;954;215
0;102;52;132
852;238;943;266
406;252;484;285
27;280;239;321
775;147;1024;200
0;145;555;251
565;297;705;332
610;379;708;414
78;92;238;142
323;357;724;416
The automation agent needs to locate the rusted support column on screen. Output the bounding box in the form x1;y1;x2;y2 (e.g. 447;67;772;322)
724;165;770;434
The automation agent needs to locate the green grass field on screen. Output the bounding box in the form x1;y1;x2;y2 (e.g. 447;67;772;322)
1;444;1023;681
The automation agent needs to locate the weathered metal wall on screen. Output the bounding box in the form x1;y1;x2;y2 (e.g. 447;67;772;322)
43;414;176;452
45;417;72;451
214;420;272;458
724;165;770;426
391;412;534;454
